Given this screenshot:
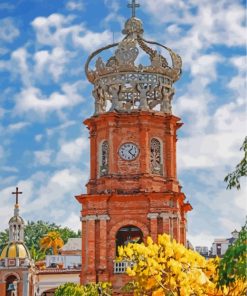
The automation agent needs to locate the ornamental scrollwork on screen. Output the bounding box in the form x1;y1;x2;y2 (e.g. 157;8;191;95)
84;16;182;115
150;138;163;175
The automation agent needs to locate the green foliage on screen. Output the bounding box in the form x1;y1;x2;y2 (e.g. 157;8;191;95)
0;229;8;254
30;244;46;261
0;220;81;259
224;137;247;190
54;282;112;296
217;222;247;289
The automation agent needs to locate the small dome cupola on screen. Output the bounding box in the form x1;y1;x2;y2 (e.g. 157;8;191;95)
0;187;31;267
9;187;25;243
85;0;182;115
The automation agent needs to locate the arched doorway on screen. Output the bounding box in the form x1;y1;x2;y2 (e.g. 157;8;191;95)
116;225;143;256
5;275;18;296
41;288;56;296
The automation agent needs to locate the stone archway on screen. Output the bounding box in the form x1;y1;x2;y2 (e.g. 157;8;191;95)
109;219;149;260
5;274;18;296
41;288;56;296
115;225;143;256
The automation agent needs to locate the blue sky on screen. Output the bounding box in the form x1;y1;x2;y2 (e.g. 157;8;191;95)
0;0;246;248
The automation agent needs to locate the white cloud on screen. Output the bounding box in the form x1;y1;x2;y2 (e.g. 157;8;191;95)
14;81;84;116
31;14;75;47
66;0;84;11
34;149;53;165
0;167;88;232
34;47;72;82
24;168;85;217
7;122;30;132
0;145;4;160
178;132;244;170
0;18;20;42
218;217;242;234
32;13;112;53
56;137;89;164
11;47;31;86
228;56;247;98
72;30;113;52
0;166;18;173
46;121;77;137
60;212;80;231
188;232;215;249
190;54;222;80
35;134;43;142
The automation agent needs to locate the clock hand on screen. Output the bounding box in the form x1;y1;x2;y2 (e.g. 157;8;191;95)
128;148;135;157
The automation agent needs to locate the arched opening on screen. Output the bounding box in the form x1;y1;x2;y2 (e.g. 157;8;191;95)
99;140;109;176
115;225;143;256
41;288;56;296
5;275;18;296
150;138;163;175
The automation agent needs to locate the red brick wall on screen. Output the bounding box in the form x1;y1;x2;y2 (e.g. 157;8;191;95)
76;111;192;288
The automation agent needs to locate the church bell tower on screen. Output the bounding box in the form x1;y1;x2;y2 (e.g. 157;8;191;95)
76;1;192;288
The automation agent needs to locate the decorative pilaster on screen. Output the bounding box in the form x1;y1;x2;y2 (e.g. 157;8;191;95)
160;212;170;235
147;213;159;242
81;215;97;282
98;215;110;282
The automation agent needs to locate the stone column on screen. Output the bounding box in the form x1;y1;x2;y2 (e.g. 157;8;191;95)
97;215;110;282
180;222;186;245
169;215;174;239
172;214;179;241
22;271;29;296
176;213;181;243
147;213;159;242
80;216;86;283
90;129;97;180
82;215;97;283
160;212;170;235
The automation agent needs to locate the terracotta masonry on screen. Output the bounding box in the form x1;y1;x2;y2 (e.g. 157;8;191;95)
76;4;192;291
76;112;192;289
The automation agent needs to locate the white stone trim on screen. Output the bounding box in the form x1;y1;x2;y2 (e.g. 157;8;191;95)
81;214;110;221
98;214;110;220
147;213;159;219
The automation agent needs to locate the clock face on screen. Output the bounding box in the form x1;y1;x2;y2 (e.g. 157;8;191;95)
119;142;139;161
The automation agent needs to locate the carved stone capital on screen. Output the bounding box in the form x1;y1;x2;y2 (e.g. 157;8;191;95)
81;215;98;221
98;214;110;221
147;213;159;219
160;212;170;219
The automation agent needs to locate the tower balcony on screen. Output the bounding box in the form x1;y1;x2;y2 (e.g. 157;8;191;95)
113;260;133;274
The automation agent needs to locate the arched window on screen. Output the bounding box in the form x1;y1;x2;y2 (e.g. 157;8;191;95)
116;225;143;256
5;275;18;296
150;138;163;175
100;140;109;176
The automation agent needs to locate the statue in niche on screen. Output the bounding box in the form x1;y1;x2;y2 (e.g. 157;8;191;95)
93;85;106;115
161;87;174;113
147;83;159;109
109;85;121;111
92;88;101;115
137;83;150;110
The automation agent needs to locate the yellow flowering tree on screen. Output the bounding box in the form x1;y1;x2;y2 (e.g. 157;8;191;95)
40;231;64;255
118;234;246;296
54;282;112;296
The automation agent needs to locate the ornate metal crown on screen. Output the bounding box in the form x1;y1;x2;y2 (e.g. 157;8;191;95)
85;17;182;115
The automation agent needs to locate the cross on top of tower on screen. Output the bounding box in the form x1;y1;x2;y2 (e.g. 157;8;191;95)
12;187;22;206
127;0;140;18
